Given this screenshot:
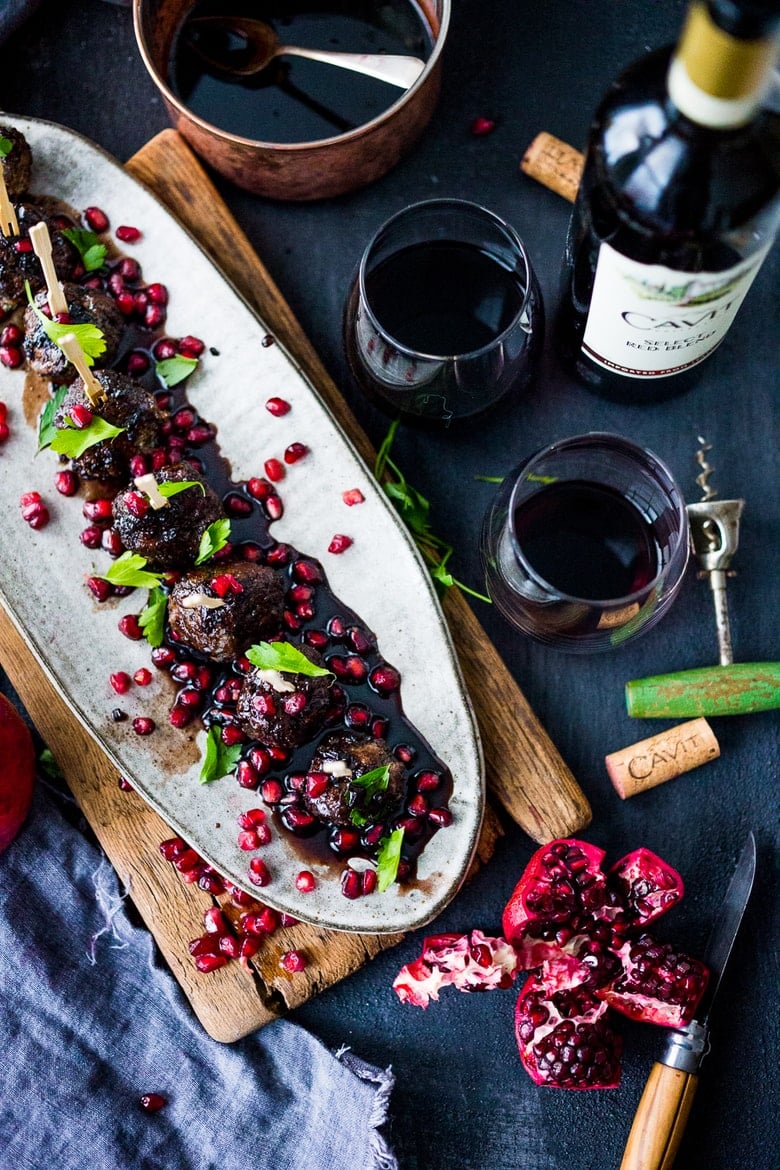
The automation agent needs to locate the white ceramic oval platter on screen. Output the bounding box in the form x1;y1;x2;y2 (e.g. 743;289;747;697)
0;114;484;933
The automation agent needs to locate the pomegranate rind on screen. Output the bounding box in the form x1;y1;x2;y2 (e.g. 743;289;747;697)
0;694;36;853
597;935;709;1027
392;930;518;1008
608;847;685;927
514;973;622;1090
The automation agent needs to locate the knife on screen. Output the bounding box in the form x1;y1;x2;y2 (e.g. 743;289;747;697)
619;832;757;1170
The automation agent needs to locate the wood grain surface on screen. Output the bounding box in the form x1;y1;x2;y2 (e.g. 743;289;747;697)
0;129;590;1043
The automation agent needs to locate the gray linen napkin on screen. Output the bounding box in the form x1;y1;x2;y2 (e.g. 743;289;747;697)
0;782;397;1170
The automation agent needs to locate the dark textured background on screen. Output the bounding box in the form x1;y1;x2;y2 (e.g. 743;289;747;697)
1;2;778;1167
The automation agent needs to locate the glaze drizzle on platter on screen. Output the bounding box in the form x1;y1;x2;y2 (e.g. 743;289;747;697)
0;113;484;934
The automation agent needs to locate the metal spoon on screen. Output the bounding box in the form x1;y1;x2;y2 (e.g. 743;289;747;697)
187;16;426;90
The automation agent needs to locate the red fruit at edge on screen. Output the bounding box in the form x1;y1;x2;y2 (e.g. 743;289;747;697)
608;847;684;926
0;695;36;852
116;225;141;243
139;1093;167;1113
84;206;109;232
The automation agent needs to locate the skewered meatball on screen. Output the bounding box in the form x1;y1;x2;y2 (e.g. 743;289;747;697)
0;202;77;316
236;643;332;750
0;126;32;199
167;561;284;662
24;283;123;383
302;732;407;828
112;461;224;569
54;369;167;482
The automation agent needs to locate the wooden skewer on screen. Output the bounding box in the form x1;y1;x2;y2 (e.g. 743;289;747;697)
520;131;584;203
28;221;69;316
57;333;106;407
0;164;19;237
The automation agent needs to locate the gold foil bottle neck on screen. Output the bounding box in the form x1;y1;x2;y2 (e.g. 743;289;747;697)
677;1;778;100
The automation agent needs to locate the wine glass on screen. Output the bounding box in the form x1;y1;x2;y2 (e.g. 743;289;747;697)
343;198;544;425
480;433;690;652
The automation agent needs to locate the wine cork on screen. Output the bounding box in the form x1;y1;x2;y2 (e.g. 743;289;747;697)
520;132;584;204
605;718;719;799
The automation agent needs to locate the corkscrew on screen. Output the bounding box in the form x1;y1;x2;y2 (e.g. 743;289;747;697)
686;438;744;667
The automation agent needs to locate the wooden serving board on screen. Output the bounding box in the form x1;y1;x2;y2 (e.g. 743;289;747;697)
0;131;591;1042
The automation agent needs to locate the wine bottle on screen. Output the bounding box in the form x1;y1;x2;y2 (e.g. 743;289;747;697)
557;0;780;402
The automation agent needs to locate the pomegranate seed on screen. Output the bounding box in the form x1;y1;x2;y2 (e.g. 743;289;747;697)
84;206;109;232
263;496;284;521
12;238;33;253
221;724;245;747
110;671;132;694
134;668;153;686
69;402;94;429
371;716;389;740
203;907;228;935
362;869;378;895
428;807;453;827
124;491;150;518
177;688;202;709
0;324;22;345
470;115;497;136
115;291;135;316
20;495;50;529
101;527;123;557
108;271;125;296
280;806;316;835
173;847;201;871
189;934;218;956
237;807;266;828
146;282;169;305
261;778;283;804
241;907;279;936
194;953;228;973
264;458;285;482
116;225;141;243
186;423;214;445
280;949;307;973
133;291;149;314
80;525;102;549
151;646;176;669
328;534;353;555
118;776;134;791
211;572;244;597
246;477;273;501
342;488;365;506
265;396;291;416
248;857;271;887
224;493;253;517
145;303;166;328
408;794;428;818
330;828;360;854
283;692;307;716
0;344;23;369
153;338;178;361
232;759;257;790
0;421;9;443
168;704;192;729
261;334;275;347
159;836;188;861
54;470;78;496
214;934;239;959
394;744;415;764
238;829;261;851
139;1093;167;1113
280;913;299;927
284;442;308;464
240;937;260;962
305;771;328;798
82;498;113;524
329;655;368;684
132;717;155;736
295;869;316;893
370;664;402;694
341;869;362;899
179;335;205;356
345;703;371;729
86;576;112;602
118;614;143;640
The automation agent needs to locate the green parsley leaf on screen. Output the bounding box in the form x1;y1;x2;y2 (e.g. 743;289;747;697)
37;386;68;451
25;280;106;365
38;747;63;779
139;586;168;648
199;726;242;784
61;228;107;273
348;764;391;826
0;136;14;158
376;828;405;893
156;479;206;500
156;355;198;388
100;552;164;589
245;640;332;678
50;415;125;459
195;518;232;566
430;562;456;589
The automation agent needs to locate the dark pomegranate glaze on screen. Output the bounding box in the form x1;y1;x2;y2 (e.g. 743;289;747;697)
32;212;454;893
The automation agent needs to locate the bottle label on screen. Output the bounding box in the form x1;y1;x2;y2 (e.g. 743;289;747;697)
582;241;771;378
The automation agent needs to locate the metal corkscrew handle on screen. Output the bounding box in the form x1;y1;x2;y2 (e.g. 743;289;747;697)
686;439;744;667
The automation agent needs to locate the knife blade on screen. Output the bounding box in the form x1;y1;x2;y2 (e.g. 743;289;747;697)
619;832;756;1170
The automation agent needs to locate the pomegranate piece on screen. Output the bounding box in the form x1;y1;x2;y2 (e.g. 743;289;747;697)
283;442;308;464
264;457;285;482
515;973;622;1089
597;934;709;1027
116;225;141;243
342;488;365;506
84;206;109;232
280;949;307;973
608;847;684;926
265;396;291;416
327;533;353;555
393;931;519;1008
0;695;35;853
139;1093;167;1113
470;115;497;136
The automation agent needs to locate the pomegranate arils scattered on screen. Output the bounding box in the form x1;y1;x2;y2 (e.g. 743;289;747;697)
295;869;316;892
265;396;291;416
470;115;497;136
342;488;365;506
248;857;271;886
19;491;50;529
264;458;285;482
280;949;307;973
194;953;228;973
178;334;205;356
132;717;156;736
0;344;23;369
84;205;109;232
284;442;308;464
54;470;78;496
146;282;169;305
134;668;153;686
116;224;141;243
0;325;22;346
139;1093;167;1113
327;533;353;555
369;664;401;694
110;671;132;695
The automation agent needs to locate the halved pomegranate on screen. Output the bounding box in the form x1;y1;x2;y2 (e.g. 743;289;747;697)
515;973;622;1089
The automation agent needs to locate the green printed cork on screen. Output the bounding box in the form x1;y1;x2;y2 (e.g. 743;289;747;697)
626;662;780;718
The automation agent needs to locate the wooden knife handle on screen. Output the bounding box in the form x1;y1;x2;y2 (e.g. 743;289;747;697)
620;1062;699;1170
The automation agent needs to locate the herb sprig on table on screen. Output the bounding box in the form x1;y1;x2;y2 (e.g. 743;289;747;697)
374;421;491;603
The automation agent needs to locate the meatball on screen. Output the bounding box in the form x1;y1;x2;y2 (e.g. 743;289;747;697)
24;283;124;383
0;126;32;199
0;202;77;316
236;643;332;750
54;369;167;482
302;732;407;829
167;561;284;662
113;461;224;569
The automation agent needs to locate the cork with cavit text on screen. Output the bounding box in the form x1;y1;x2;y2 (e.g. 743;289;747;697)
606;718;720;799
